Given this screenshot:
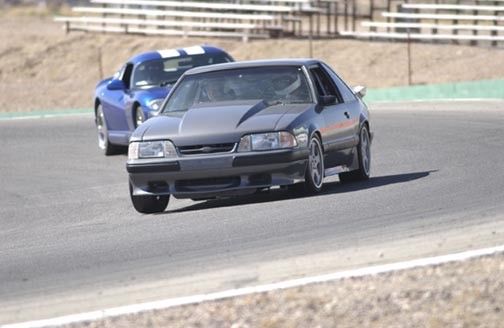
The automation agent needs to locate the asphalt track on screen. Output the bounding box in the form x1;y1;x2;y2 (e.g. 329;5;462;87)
1;101;504;325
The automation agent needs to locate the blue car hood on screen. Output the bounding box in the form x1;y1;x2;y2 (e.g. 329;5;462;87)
135;86;171;102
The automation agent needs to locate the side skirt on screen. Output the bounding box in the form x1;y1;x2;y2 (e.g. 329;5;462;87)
324;146;360;177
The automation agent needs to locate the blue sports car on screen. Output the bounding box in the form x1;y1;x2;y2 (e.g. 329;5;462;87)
94;45;234;155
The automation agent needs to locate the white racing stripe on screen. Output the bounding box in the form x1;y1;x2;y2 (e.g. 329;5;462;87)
183;45;205;55
157;49;180;58
3;244;504;328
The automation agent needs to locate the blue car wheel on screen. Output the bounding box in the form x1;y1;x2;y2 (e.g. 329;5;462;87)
96;104;121;156
134;106;146;128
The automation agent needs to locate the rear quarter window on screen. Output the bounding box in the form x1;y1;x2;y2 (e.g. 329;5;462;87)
322;63;357;103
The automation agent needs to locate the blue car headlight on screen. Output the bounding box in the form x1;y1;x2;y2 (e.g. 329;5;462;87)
128;141;177;160
237;132;297;152
147;98;164;111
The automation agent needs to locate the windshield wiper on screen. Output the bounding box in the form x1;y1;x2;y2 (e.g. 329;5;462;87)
159;80;178;87
285;100;310;104
265;100;284;106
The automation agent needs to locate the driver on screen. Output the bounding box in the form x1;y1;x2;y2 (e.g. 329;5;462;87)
135;60;164;86
272;73;305;101
203;79;235;102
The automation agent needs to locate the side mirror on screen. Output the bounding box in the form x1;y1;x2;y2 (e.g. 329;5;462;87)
319;95;336;106
353;85;367;98
107;79;126;91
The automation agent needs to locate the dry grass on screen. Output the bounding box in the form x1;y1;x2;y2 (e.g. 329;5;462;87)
1;13;504;112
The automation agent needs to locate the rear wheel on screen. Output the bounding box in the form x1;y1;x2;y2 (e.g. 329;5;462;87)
339;125;371;183
96;104;120;156
129;183;169;214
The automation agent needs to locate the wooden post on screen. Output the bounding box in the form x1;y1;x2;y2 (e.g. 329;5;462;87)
491;9;498;47
471;9;478;46
334;1;339;35
386;0;391;32
309;13;314;57
352;0;356;31
97;47;104;81
309;13;314;39
344;0;348;31
316;1;321;37
433;0;439;36
326;1;331;36
453;0;460;44
407;28;412;86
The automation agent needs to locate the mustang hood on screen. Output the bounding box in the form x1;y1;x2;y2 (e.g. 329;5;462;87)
135;100;312;146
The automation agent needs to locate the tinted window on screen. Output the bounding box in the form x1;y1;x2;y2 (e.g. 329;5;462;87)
132;53;232;89
122;63;133;89
309;66;341;103
162;66;313;113
321;63;357;103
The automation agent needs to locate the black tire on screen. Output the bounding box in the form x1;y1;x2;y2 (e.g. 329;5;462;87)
339;125;371;183
96;103;121;156
303;134;325;193
129;183;169;214
134;105;145;129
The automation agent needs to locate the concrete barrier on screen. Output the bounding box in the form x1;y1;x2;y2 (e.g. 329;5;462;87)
366;79;504;103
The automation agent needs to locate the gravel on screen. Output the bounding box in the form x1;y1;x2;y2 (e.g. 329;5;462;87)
65;253;504;328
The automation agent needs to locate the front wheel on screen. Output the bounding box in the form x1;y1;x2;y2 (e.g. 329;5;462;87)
134;106;146;128
339;125;371;183
304;135;325;193
129;183;169;214
96;103;121;156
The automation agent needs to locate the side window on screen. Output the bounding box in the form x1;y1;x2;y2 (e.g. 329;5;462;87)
309;65;342;103
122;63;134;89
113;65;125;80
322;63;357;103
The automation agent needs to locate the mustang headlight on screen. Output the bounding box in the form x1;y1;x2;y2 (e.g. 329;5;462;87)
128;140;177;160
238;132;297;152
147;98;164;111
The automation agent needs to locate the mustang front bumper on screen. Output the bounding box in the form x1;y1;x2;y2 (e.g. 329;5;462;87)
127;148;309;198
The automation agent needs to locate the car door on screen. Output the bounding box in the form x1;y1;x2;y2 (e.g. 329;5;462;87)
101;63;133;133
321;62;361;141
308;64;359;154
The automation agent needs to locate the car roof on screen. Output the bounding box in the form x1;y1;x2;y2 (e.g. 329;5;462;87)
127;45;231;65
184;58;320;75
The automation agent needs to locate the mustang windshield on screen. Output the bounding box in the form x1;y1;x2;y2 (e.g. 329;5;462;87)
132;53;232;89
162;66;313;113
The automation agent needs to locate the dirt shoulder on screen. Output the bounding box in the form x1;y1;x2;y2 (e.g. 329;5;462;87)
64;252;504;328
1;14;504;112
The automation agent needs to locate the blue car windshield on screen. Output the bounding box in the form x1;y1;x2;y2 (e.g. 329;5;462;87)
161;66;313;113
132;53;232;88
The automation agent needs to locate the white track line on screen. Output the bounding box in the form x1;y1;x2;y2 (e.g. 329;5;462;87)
3;244;504;328
2;99;503;121
370;98;504;103
0;113;91;121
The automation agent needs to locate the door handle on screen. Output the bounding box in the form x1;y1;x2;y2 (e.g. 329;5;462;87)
344;111;350;119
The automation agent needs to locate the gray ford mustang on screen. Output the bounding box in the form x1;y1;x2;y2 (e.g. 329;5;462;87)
127;59;372;213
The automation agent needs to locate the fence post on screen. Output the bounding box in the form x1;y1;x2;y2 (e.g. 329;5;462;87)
407;28;412;86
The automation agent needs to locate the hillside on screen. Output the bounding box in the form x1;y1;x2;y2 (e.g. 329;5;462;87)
1;13;504;111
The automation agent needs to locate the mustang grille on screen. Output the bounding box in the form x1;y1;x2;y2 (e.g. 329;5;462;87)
178;143;235;155
175;177;240;191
